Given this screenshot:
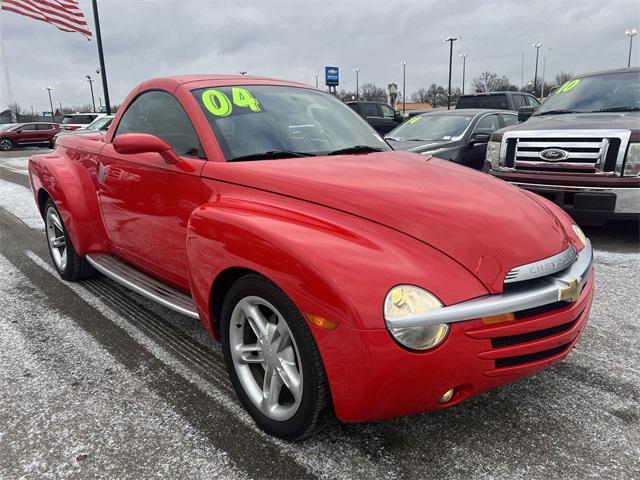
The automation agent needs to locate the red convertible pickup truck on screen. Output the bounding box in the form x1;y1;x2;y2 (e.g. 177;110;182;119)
29;75;594;440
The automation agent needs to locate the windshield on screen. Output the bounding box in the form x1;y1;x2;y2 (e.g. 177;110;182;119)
385;114;474;141
0;124;17;131
536;71;640;115
87;116;112;131
192;85;389;160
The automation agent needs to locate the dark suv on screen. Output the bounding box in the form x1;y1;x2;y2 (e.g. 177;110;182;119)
346;101;404;134
456;91;541;111
485;67;639;223
0;122;60;150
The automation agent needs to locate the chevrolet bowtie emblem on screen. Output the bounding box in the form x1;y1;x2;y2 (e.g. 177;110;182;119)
558;278;581;302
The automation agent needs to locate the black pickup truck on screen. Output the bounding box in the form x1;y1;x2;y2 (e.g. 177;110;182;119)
485;67;640;224
346;101;404;134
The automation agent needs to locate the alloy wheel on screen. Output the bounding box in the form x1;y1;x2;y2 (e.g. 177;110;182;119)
229;296;303;421
0;139;12;151
45;207;67;271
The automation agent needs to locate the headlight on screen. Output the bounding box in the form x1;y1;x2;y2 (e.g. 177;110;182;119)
572;224;588;249
623;143;640;176
485;141;501;169
384;285;449;350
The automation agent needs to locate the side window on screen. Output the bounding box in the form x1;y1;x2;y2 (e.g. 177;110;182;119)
476;95;508;110
115;90;203;158
474;114;501;134
21;124;37;131
36;124;53;130
512;94;526;110
501;114;518;127
362;103;379;117
380;104;395;118
526;95;541;107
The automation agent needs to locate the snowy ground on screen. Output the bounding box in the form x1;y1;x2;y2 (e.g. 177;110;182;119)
1;151;639;479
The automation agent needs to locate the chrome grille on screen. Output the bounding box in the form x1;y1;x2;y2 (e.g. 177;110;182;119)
499;129;631;176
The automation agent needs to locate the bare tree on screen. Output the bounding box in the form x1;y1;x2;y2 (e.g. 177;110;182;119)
359;83;387;102
554;71;573;86
336;89;357;102
411;88;430;103
472;71;517;93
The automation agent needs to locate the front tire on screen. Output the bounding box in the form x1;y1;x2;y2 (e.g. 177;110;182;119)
221;274;331;440
44;198;94;281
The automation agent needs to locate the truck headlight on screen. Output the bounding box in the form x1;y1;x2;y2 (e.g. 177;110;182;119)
623;143;640;176
485;141;501;170
384;285;449;350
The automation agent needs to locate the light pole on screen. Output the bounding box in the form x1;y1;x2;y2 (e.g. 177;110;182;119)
44;86;55;121
521;52;524;90
353;68;360;101
401;61;407;113
540;48;551;98
86;75;96;112
625;28;637;67
532;42;542;97
314;73;319;88
459;53;468;95
444;36;460;109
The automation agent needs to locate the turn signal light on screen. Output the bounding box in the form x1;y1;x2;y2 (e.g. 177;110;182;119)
305;313;338;331
439;388;455;403
481;312;516;325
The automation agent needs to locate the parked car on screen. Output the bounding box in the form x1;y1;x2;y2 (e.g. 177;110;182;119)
346;100;404;134
456;91;541;111
485;67;640;224
61;112;107;131
385;109;518;169
0;122;60;150
53;115;114;144
29;75;593;440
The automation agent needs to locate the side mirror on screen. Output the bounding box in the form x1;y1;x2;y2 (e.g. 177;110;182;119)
394;111;403;120
470;132;491;144
113;133;179;164
518;106;537;122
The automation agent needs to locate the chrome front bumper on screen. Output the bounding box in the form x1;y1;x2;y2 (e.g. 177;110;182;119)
511;182;640;215
386;241;593;329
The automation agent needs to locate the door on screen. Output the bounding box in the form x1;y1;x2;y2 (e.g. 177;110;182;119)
361;103;386;133
98;90;205;289
36;123;56;142
379;104;401;134
16;124;41;144
460;114;501;169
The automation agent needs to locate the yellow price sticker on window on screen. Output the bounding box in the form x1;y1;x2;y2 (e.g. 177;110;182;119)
201;87;262;116
557;79;581;93
407;116;423;125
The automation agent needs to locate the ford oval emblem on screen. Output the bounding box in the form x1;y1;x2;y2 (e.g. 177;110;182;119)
539;148;569;161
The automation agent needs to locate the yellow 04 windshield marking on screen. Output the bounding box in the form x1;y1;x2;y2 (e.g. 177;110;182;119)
202;88;262;116
557;79;581;93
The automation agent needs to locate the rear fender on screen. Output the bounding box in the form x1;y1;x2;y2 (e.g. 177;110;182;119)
28;144;107;255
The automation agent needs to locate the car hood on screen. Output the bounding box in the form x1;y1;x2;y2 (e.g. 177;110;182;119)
515;111;640;131
204;152;570;292
387;139;454;153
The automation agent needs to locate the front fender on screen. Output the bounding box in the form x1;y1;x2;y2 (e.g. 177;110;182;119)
28;143;106;255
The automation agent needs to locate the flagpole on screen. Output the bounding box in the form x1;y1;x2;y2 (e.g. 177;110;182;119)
91;0;111;115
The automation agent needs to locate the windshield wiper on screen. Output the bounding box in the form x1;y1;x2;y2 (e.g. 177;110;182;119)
535;109;581;116
327;145;384;156
228;150;314;162
591;106;640;113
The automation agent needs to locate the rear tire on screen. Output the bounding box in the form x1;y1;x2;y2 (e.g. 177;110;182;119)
220;274;332;440
0;138;13;151
44;198;95;281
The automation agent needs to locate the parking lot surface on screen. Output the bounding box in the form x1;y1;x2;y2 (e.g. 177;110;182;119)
1;149;639;479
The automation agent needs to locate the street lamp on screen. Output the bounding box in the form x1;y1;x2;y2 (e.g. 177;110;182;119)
86;75;96;112
532;42;543;97
401;61;407;113
44;86;55;121
625;28;637;67
314;73;319;88
459;53;468;95
353;68;360;101
540;48;552;98
444;36;460;109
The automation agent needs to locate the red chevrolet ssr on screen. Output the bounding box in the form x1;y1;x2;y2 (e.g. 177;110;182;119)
28;75;594;440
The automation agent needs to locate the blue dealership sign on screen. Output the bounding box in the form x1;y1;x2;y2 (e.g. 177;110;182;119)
325;66;339;86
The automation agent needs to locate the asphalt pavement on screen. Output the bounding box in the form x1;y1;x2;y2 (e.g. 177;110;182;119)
1;148;639;480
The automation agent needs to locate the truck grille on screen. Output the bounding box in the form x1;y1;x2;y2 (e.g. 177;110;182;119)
501;130;630;176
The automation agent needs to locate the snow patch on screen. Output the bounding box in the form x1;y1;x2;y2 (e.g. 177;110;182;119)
0;178;43;229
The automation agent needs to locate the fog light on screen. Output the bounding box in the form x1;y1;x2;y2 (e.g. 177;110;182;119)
440;388;454;403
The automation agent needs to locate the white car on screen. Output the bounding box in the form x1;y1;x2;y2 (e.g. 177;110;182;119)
60;113;108;131
54;115;114;144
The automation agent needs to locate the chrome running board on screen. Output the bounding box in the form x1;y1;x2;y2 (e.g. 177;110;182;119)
86;253;199;319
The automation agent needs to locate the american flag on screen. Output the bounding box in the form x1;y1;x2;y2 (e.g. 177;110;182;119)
1;0;92;39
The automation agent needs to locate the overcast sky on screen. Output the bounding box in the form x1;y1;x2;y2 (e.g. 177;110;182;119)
1;0;638;112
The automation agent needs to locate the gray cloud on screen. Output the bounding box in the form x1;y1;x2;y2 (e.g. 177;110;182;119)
1;0;638;112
